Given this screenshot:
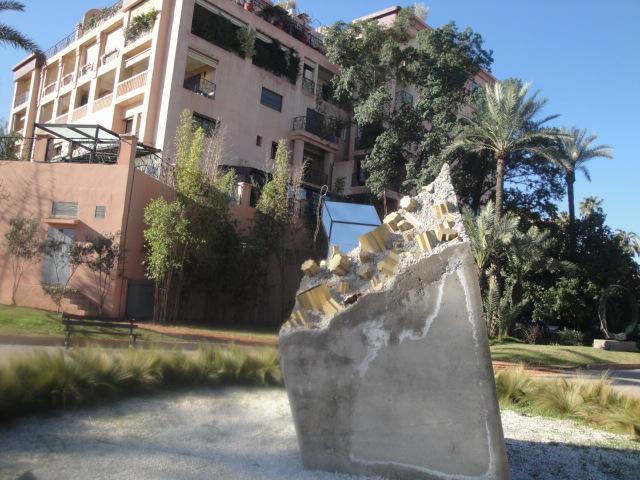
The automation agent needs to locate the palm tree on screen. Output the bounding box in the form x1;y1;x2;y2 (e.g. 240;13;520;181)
446;80;558;221
549;127;612;253
579;196;603;218
0;1;41;54
615;230;640;257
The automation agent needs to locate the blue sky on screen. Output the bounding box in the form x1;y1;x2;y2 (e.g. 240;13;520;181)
1;0;638;235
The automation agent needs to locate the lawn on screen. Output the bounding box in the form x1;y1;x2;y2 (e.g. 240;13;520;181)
491;342;640;368
0;304;174;343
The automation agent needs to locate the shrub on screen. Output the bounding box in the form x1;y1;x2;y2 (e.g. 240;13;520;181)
555;329;585;346
521;324;549;345
125;9;159;43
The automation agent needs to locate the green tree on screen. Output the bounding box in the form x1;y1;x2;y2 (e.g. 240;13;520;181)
0;122;21;160
548;127;613;254
579;196;603;218
3;217;40;304
446;80;558;221
615;230;640;258
0;1;40;53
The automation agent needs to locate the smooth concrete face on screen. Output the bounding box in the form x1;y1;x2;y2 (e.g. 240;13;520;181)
279;243;510;480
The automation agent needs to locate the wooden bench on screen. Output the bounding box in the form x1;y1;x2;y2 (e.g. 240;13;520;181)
61;313;139;349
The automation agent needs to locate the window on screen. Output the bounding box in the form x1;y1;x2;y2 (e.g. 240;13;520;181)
123;117;134;134
95;205;106;218
193;113;217;136
256;135;262;147
260;87;283;112
52;201;78;218
271;141;278;159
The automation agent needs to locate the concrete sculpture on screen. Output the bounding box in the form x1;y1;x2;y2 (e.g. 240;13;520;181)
279;164;510;480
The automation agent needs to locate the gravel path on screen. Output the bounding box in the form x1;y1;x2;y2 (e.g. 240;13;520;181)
0;388;638;480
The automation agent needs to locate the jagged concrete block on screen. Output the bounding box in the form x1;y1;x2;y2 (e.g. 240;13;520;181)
280;164;508;480
329;245;341;257
301;259;320;277
280;245;509;479
329;253;351;276
422;182;435;193
288;309;310;327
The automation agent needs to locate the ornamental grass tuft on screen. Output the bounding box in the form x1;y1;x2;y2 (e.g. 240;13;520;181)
495;367;640;441
0;346;282;423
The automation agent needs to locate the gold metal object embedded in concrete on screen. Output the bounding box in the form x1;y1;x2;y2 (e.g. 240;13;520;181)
399;196;417;212
322;298;342;316
434;223;458;242
402;231;415;242
396;220;413;232
329;253;351;276
297;284;332;312
357;263;373;279
301;259;320;277
290;309;310;327
434;203;449;220
417;230;438;252
383;211;403;231
422;183;435;193
337;281;349;294
377;251;400;277
370;276;383;290
359;224;391;253
402;211;421;229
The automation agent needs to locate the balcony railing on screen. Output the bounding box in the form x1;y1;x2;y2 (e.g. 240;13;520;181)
92;93;113;112
247;0;326;54
303;168;328;187
60;73;75;87
117;70;147;97
302;77;315;95
394;90;414;110
42;81;57;97
13;91;29;108
43;1;122;59
72;105;88;121
183;76;216;98
293;114;337;143
101;49;119;67
79;63;94;78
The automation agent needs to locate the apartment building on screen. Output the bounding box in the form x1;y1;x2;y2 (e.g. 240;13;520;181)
3;0;494;321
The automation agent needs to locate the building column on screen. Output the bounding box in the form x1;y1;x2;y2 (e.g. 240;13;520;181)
292;138;305;168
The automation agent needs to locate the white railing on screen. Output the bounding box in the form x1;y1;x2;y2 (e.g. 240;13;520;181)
117;70;147;97
79;63;94;78
101;49;119;67
92;93;113;112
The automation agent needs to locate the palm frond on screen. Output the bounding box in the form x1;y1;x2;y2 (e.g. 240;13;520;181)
0;1;25;12
0;23;40;53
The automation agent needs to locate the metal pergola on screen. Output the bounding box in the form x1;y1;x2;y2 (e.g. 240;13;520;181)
34;123;158;163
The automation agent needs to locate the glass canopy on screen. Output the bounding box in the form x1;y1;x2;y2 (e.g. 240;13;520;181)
321;200;381;253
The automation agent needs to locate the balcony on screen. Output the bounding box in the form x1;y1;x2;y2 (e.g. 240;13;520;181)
183;76;216;99
79;63;95;78
293;113;337;143
249;0;326;54
117;70;147;97
394;90;414;110
42;82;57;97
13;91;29;108
302;77;315;95
60;73;75;88
93;94;113;112
303;168;328;187
101;49;119;67
72;105;88;121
